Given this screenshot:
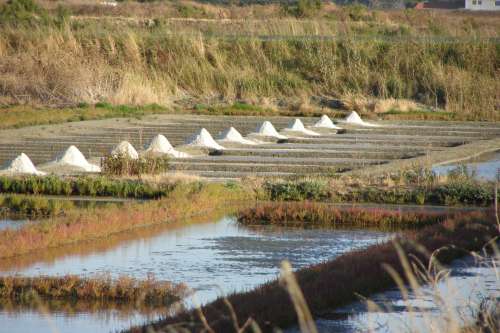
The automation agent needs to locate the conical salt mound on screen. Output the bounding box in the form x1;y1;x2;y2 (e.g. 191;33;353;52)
111;141;139;159
284;119;320;136
145;134;190;158
344;111;379;127
217;127;256;145
252;121;287;139
0;153;45;175
186;128;225;150
55;145;101;172
314;115;341;129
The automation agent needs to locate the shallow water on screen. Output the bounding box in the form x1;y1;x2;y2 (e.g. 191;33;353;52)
433;150;500;180
0;216;390;333
0;218;29;231
293;256;499;333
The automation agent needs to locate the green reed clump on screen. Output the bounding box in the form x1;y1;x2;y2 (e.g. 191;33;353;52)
238;202;449;229
0;274;186;306
101;155;170;176
262;179;329;201
0;175;173;199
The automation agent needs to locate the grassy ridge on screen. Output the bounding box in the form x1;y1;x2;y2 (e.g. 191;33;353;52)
0;274;186;306
0;182;250;259
0;4;498;120
238;202;451;229
136;211;498;332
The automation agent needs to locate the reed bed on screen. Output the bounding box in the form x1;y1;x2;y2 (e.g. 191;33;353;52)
0;2;498;120
237;202;450;229
0;182;250;259
134;211;498;332
0;274;186;306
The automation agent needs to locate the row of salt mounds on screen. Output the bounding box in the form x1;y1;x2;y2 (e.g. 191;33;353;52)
283;119;320;136
145;134;190;158
44;146;101;172
341;111;379;127
0;153;45;175
314;115;342;129
217;127;257;145
111;141;139;159
186;128;225;150
251;121;287;139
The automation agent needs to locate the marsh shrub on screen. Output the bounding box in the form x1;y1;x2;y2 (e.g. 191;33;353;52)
427;181;493;206
264;179;329;201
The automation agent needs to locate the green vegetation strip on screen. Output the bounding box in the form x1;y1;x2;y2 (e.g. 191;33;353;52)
238;202;450;229
0;175;173;199
259;179;496;206
134;211;498;332
0;275;186;306
0;182;250;259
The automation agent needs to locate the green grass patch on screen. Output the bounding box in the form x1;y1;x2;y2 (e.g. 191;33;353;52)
0;175;174;199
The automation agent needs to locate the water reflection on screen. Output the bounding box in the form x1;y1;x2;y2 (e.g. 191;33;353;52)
0;216;390;333
0;217;29;231
300;256;499;333
0;217;391;303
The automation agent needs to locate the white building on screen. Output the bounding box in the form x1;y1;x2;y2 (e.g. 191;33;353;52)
465;0;500;10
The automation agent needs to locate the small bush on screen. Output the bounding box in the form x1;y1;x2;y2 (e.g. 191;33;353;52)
101;155;169;176
263;179;329;201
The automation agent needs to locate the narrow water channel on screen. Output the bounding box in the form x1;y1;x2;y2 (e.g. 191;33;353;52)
292;255;499;333
0;216;391;333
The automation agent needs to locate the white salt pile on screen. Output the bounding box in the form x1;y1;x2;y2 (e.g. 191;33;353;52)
186;128;225;150
314;115;341;129
252;121;287;139
217;127;257;145
111;141;139;159
50;145;101;172
0;153;45;175
342;111;379;127
283;119;320;136
145;134;190;158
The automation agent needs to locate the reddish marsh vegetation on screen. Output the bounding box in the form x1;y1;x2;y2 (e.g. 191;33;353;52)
0;274;186;306
238;202;452;229
133;211;498;332
0;182;249;259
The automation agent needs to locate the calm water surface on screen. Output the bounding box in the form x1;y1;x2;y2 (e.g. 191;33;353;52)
433;150;500;180
289;256;499;333
0;218;29;231
0;216;391;333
